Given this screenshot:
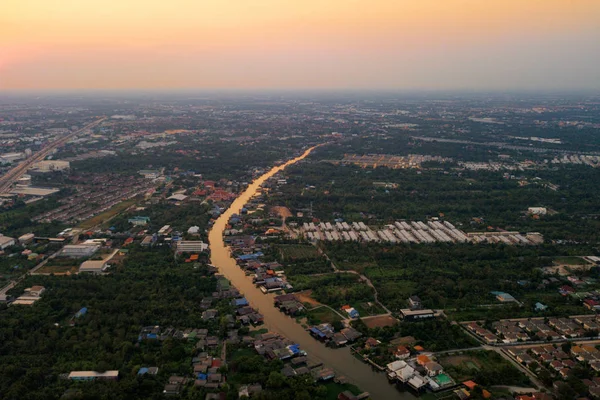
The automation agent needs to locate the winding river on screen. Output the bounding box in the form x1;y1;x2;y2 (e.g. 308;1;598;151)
208;146;414;399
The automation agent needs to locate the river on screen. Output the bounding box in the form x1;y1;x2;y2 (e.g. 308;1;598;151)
208;146;415;399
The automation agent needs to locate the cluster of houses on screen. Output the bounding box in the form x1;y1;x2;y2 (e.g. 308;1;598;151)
308;323;363;347
465;315;600;345
231;297;264;325
253;331;340;383
190;353;226;391
386;353;455;392
508;343;600;396
555;276;600;312
227;235;293;293
138;325;219;345
273;294;305;315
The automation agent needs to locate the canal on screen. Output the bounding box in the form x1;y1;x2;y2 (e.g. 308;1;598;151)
208;146;416;399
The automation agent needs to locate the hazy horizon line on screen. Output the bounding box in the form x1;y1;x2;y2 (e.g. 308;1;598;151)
1;87;599;96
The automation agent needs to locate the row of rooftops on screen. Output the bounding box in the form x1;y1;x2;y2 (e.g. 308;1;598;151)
465;315;600;345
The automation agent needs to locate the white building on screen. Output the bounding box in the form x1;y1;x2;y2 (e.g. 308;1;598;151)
0;152;25;164
138;170;161;179
176;241;209;254
31;160;70;172
528;207;547;215
187;226;200;235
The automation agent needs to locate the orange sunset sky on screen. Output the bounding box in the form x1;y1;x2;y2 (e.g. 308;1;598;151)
1;0;599;91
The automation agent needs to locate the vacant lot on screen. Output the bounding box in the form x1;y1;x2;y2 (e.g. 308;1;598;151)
77;199;137;230
271;206;292;219
363;315;398;329
295;290;321;307
439;350;530;387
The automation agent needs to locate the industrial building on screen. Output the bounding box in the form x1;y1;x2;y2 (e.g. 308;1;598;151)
68;371;119;381
400;309;435;321
128;216;150;226
79;260;108;274
176;241;209;254
300;220;542;246
9;187;60;197
29;160;70;172
60;244;100;258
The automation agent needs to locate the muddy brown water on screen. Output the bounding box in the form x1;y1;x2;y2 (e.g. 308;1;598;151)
209;146;415;399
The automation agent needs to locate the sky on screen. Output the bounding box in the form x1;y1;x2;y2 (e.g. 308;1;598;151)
1;0;600;91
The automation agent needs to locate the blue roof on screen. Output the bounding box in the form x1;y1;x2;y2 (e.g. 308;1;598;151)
197;373;207;380
289;344;301;354
234;298;249;306
310;327;326;338
138;367;149;375
237;252;264;261
75;307;88;317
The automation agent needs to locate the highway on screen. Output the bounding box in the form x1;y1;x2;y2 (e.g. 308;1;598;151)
0;117;107;194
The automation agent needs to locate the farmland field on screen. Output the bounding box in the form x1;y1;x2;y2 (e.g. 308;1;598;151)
278;244;321;261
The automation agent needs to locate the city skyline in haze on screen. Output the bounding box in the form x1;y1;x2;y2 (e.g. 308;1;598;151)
2;0;600;91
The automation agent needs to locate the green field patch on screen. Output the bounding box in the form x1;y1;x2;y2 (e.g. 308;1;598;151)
278;244;320;261
553;256;589;265
307;307;343;325
77;198;138;230
439;350;531;387
36;264;79;275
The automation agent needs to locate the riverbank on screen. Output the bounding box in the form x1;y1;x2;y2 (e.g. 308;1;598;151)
208;146;414;399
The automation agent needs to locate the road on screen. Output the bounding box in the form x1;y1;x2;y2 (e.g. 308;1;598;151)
0;117;107;194
0;250;61;298
317;248;392;315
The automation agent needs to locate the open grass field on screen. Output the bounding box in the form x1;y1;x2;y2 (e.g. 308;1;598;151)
278;244;321;261
439;350;531;387
77;198;138;230
354;302;387;317
307;306;343;325
36;264;79;275
553;256;590;265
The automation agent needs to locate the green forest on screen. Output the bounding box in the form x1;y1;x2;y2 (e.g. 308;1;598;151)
0;246;228;400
